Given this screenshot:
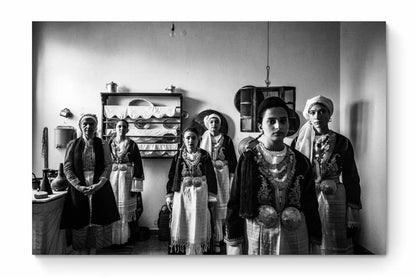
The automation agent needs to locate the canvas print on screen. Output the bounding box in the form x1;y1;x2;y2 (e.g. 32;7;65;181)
32;21;386;255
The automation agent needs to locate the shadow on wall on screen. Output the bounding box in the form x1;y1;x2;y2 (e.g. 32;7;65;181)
117;86;131;93
180;89;204;128
222;113;236;139
286;109;306;143
349;101;369;157
32;24;40;152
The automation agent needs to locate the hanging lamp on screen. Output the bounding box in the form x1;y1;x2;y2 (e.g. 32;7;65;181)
265;21;271;87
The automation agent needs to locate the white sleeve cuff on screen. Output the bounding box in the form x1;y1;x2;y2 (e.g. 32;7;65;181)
131;179;143;192
226;244;242;255
208;194;217;202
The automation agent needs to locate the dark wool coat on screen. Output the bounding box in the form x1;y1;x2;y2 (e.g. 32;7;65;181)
60;137;120;229
217;135;238;175
291;131;362;209
166;148;217;196
225;144;322;245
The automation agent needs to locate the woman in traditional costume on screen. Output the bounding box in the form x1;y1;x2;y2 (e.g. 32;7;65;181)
292;95;361;254
166;127;217;255
108;119;144;245
60;114;120;254
200;113;237;253
225;97;321;255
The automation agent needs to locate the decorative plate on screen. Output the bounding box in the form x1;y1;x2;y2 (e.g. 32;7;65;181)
128;98;154;107
133;119;150;129
162;118;179;130
158;133;177;143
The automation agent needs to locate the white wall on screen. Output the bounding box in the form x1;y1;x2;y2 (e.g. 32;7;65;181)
33;22;340;230
340;22;387;254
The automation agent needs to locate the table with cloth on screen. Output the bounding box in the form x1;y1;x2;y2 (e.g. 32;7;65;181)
32;191;68;254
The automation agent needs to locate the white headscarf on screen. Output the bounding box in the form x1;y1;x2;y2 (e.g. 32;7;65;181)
302;95;333;121
200;113;222;156
78;114;98;129
78;113;98;140
295;95;333;161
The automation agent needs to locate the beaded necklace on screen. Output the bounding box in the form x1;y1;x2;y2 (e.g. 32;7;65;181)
255;143;296;208
181;149;202;177
82;137;95;171
211;134;225;161
111;138;130;164
313;131;336;180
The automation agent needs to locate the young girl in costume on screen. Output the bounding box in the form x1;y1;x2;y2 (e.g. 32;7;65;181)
226;97;321;255
200;113;237;253
108;119;144;245
166;127;218;255
292;95;361;254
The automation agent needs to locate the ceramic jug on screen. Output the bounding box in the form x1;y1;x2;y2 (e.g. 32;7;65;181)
106;81;118;93
51;163;69;191
39;169;53;195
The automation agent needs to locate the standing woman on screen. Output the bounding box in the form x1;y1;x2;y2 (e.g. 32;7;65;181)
292;95;362;254
200;113;237;253
60;114;120;254
109;119;144;245
226;97;321;255
166;127;218;255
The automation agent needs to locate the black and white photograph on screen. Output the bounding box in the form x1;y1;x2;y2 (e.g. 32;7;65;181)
2;0;416;276
31;21;386;256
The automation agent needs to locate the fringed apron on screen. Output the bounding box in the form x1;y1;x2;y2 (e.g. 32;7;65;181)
316;180;353;254
110;163;137;245
212;161;230;242
169;176;211;255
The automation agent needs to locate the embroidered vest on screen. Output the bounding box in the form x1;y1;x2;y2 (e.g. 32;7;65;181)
73;137;105;185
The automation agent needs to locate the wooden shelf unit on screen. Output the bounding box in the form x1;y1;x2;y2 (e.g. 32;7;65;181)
100;92;183;159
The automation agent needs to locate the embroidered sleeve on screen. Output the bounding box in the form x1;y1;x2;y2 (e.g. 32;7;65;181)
131;141;145;180
226;136;238;174
226;153;249;243
298;155;322;243
342;138;362;209
166;154;178;195
204;152;218;196
225;182;245;244
287;175;302;208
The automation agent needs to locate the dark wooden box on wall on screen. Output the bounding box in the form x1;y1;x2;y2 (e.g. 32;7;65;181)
235;86;297;135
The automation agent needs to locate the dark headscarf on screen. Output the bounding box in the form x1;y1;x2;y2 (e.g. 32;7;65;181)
256;96;291;124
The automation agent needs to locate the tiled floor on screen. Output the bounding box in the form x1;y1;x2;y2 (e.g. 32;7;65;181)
95;234;169;255
132;234;169;255
96;233;228;255
95;234;372;255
